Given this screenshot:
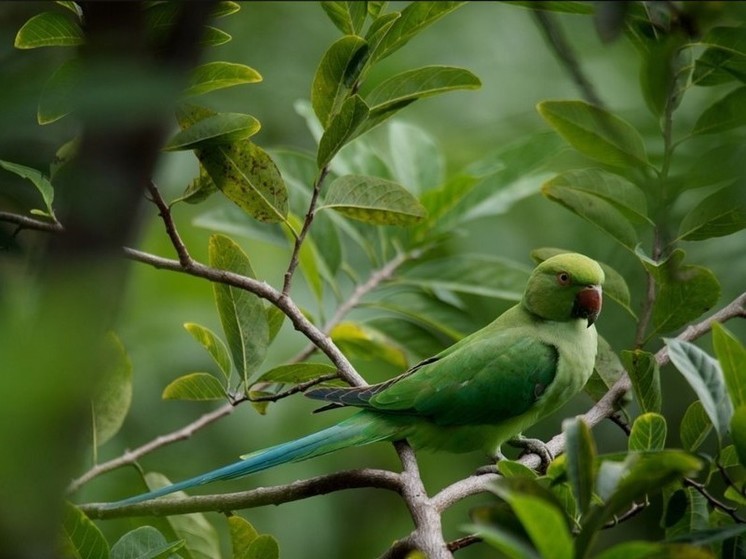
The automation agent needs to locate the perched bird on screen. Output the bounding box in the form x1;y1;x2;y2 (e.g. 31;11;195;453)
105;252;603;508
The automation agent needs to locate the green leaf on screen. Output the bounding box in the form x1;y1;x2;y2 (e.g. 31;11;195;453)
507;2;594;14
229;515;258;559
622;349;662;414
0;160;56;219
666;337;733;442
498;460;539;479
144;472;221;559
500;492;574;559
184;62;262;97
678;182;746;241
320;2;367;35
317;95;369;168
679;401;712;452
60;503;110;559
209;235;269;382
594;542;665;559
176;105;288;223
399;254;531;301
212;1;241;18
172;166;218;205
311;35;369;127
713;323;746;408
184;323;232;380
363;65;480;131
38;59;80;125
541;174;639;249
692;26;746;86
641;250;721;339
564;417;596;515
92;333;132;447
663;487;710;541
469;524;541;559
730;405;746;468
245;534;279;559
387;121;444;194
537;100;648;168
165;113;261;151
110;526;183;559
162;372;227;401
629;412;667;451
14;12;84;49
640;36;689;117
531;247;635;317
201;26;232;47
371;2;466;62
319;174;426;225
693;86;746;135
255;363;338;385
330;321;408;369
587;335;629;405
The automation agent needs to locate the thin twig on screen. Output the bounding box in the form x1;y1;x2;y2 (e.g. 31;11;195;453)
685;478;746;524
146;181;193;267
68;401;237;494
603;499;648;528
249;373;340;403
0;211;63;233
282;167;329;295
447;535;482;553
532;10;605;107
80;468;402;519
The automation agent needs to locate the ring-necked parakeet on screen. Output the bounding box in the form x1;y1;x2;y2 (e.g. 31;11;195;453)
105;252;603;508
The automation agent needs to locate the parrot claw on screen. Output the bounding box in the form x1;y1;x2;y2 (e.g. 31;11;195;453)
508;435;554;471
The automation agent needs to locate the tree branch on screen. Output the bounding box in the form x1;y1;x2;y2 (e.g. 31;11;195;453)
146;181;193;267
80;468;402;519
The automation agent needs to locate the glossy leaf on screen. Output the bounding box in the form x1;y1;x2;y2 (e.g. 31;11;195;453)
666;337;733;441
110;526;183;559
364;65;480;131
38;59;80;124
629;412;667;451
662;487;709;540
212;1;241;18
200;26;232;47
731;405;746;468
209;235;269;382
498;460;539;479
92;334;132;447
320;2;367;34
330;321;408;369
371;2;466;61
680;400;712;452
564;417;596;514
184;323;232;379
399;254;531;301
319;174;426;225
537;100;648;168
622;349;661;414
255;363;338;385
713;322;746;408
0;160;56;218
678;182;746;241
244;535;279;559
471;524;541;559
311;35;368;127
162;372;227;401
317;95;369;168
14;12;84;49
184;62;262;97
165;113;261;151
60;503;110;559
229;515;259;558
692;26;746;86
501;493;574;559
542;174;639;249
692;86;746;135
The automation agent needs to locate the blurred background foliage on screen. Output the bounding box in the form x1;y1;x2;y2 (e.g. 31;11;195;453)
1;2;745;558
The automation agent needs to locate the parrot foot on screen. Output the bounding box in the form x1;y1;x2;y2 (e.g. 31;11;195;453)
475;449;506;475
508;435;554;471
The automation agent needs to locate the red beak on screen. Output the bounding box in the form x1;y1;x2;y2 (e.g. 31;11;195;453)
573;285;602;327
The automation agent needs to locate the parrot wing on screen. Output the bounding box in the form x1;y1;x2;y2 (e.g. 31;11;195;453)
306;331;558;426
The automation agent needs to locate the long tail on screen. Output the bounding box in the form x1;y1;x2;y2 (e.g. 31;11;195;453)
103;412;397;509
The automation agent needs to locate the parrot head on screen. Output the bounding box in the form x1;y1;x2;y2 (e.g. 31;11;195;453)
523;253;605;327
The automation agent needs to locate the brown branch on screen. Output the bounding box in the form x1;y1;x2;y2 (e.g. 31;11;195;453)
68;401;237;494
0;211;63;234
146;181;193;267
448;535;482;553
685;477;745;524
282;167;329;295
248;373;340;403
80;468;402;519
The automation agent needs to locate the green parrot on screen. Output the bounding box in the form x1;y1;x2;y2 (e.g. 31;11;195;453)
105;252;603;508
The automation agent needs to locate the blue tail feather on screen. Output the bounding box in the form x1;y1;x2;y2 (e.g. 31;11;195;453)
103;412;395;509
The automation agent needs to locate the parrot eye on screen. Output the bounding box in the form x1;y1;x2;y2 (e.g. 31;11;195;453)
556;272;571;286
